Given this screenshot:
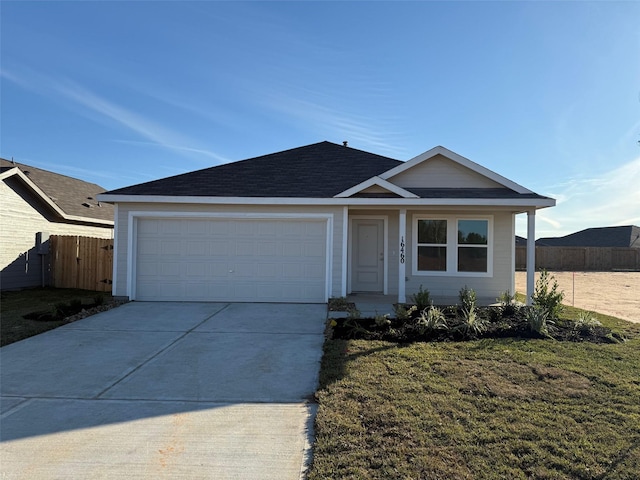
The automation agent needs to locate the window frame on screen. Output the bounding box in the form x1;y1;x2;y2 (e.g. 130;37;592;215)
412;215;493;277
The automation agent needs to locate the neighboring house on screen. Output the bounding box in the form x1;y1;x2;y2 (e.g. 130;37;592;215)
98;141;554;304
515;235;528;247
536;225;640;248
1;158;114;290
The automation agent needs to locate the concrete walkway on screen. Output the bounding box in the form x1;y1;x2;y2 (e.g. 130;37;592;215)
0;302;327;479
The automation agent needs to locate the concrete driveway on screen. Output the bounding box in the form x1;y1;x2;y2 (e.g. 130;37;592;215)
0;302;327;479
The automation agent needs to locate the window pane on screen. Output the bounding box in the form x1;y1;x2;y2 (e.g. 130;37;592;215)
458;247;487;272
458;220;488;245
418;246;447;271
418;220;447;244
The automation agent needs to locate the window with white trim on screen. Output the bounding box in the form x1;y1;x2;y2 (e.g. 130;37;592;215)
413;216;491;275
416;219;447;271
457;219;488;272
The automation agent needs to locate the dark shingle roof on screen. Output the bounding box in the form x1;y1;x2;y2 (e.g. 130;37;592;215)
104;141;402;198
405;188;548;200
537;226;640;248
1;158;114;223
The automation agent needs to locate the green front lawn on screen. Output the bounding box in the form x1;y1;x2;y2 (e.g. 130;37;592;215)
309;311;640;479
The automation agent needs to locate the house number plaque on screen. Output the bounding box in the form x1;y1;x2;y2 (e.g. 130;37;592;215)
400;236;405;264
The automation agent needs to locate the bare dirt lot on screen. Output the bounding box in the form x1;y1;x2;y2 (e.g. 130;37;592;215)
515;271;640;323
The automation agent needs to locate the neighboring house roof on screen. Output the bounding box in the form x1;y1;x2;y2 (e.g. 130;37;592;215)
101;141;554;210
536;226;640;248
515;235;528;247
0;158;114;225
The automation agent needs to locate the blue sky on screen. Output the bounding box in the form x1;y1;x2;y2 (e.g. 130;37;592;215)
1;1;639;238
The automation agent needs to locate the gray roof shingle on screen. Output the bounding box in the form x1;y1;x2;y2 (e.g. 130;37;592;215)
537;226;640;248
104;141;402;198
1;158;114;223
101;141;553;204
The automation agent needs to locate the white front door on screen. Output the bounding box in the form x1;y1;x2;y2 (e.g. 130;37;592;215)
351;219;384;292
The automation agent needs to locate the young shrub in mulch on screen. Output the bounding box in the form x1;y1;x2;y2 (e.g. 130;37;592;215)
330;303;624;344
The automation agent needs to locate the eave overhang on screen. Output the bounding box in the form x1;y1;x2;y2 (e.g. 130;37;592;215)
97;193;556;211
2;167;114;227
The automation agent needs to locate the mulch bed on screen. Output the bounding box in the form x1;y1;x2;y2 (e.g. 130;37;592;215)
23;300;128;324
330;306;625;344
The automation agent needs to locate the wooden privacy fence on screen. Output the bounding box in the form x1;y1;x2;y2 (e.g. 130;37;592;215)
516;246;640;271
50;235;113;291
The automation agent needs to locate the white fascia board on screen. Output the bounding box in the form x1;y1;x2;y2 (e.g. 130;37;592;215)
64;215;114;226
99;193;555;209
3;168;114;226
334;176;419;198
379;146;534;195
3;168;68;218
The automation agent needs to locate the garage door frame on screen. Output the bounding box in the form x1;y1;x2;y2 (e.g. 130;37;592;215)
126;211;334;302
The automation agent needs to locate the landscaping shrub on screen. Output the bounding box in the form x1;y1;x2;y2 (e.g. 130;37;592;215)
455;305;489;338
526;305;552;337
458;285;477;312
532;270;564;318
413;306;448;336
411;285;431;311
331;302;620;344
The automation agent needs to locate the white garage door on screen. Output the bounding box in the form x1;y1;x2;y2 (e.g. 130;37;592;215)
135;217;328;302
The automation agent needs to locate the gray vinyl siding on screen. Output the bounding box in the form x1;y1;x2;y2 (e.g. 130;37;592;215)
112;202;518;304
345;209;515;302
404;210;514;305
112;203;345;299
1;180;113;290
388;154;504;189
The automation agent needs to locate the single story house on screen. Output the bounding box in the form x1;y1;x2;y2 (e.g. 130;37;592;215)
1;158;114;290
536;225;640;248
98;141;554;305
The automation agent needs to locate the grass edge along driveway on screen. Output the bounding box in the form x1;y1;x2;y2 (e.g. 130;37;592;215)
308;310;640;479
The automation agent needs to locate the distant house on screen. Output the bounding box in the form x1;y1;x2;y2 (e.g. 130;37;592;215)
515;225;640;271
536;226;640;248
99;141;554;305
1;158;114;290
515;235;528;247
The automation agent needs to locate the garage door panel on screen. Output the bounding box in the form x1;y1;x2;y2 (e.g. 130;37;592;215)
185;262;207;277
258;242;277;256
187;220;208;235
282;242;302;257
210;240;228;255
135;218;327;302
159;220;182;234
161;240;181;255
235;241;256;256
186;241;208;256
257;263;280;278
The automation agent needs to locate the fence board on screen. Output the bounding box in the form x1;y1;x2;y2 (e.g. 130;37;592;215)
516;246;640;271
50;235;113;291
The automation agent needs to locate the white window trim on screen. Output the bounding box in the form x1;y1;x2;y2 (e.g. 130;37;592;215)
411;214;493;278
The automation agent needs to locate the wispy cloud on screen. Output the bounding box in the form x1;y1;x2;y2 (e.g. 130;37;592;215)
112;140;231;164
518;155;640;237
2;67;228;164
262;92;407;157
